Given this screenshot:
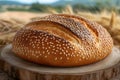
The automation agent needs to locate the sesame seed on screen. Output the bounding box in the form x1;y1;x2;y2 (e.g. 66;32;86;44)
67;57;69;60
55;57;57;60
60;57;62;60
45;56;47;58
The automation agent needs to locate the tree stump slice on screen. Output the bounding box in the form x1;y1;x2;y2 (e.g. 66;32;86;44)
1;44;120;80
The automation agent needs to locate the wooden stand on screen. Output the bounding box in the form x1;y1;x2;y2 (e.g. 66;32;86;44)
1;44;120;80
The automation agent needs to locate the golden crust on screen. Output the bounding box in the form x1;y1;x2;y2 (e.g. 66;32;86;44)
12;14;113;67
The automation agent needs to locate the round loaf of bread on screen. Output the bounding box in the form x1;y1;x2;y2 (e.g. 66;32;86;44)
12;14;113;67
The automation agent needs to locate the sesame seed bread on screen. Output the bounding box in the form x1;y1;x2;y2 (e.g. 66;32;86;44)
12;14;113;67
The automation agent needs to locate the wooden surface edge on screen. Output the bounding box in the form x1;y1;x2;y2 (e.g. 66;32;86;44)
1;44;120;80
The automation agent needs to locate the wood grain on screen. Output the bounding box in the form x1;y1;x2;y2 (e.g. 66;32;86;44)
1;44;120;80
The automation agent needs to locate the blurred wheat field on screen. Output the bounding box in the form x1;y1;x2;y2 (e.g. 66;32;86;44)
0;6;120;48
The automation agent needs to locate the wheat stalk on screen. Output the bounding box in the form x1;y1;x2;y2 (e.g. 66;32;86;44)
47;8;58;14
62;5;74;14
109;11;116;29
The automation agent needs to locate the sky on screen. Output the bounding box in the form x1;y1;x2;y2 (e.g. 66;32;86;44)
12;0;59;4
